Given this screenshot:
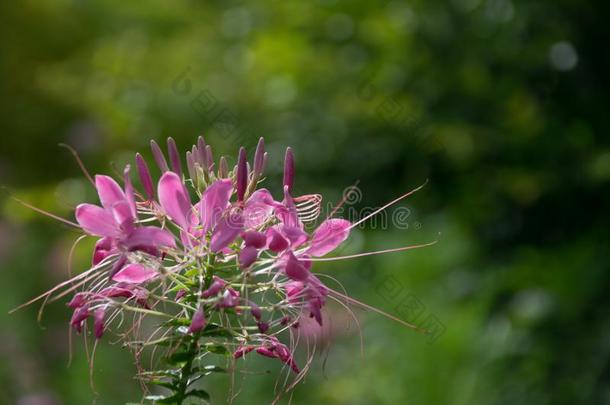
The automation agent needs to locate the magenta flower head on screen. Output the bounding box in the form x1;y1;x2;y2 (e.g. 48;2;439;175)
14;136;435;403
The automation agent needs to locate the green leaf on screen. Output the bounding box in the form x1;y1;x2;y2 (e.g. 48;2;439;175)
162;317;191;327
201;323;233;338
150;380;177;390
145;394;179;404
184;268;199;278
186;389;210;400
138;369;181;379
202;365;226;373
166;350;196;365
204;343;229;355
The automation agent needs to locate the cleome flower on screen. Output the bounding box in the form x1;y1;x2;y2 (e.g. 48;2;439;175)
13;136;436;403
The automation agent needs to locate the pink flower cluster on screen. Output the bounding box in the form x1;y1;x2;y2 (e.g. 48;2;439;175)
67;137;352;374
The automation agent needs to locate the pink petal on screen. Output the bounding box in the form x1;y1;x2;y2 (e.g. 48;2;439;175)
70;305;89;333
95;175;126;211
93;307;105;339
234;346;255;359
158;172;192;230
123;165;137;218
256;347;276;358
242;230;267;249
67;293;88;308
283;251;310;281
202;276;226;298
267;227;289;253
279;225;308;248
92;237;115;265
100;285;134;299
285;281;305;302
239;246;258;268
111;200;135;233
199;179;233;232
307;218;351;257
112;264;157;284
210;211;244;252
75;204;119;237
276;186;301;228
244;189;277;228
124;226;176;249
187;307;207;334
218;288;240;308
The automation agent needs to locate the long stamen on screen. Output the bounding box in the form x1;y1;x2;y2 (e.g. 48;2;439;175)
58;143;95;187
301;240;437;261
348;180;428;230
9;262;110;313
326;180;360;220
2;189;81;228
328;288;428;333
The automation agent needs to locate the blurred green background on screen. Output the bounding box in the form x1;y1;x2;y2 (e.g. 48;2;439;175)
1;0;609;404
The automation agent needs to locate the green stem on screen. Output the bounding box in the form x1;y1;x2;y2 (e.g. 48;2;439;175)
175;334;199;404
174;253;216;404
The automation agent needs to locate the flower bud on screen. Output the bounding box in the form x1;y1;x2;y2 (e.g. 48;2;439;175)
219;156;228;178
188;307;207;334
205;145;214;170
257;322;270;333
283;147;294;193
150;140;169;172
236;147;248;202
186;151;197;182
250;303;262;320
253;137;265;177
135;153;155;200
197;135;207;164
167;137;182;177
